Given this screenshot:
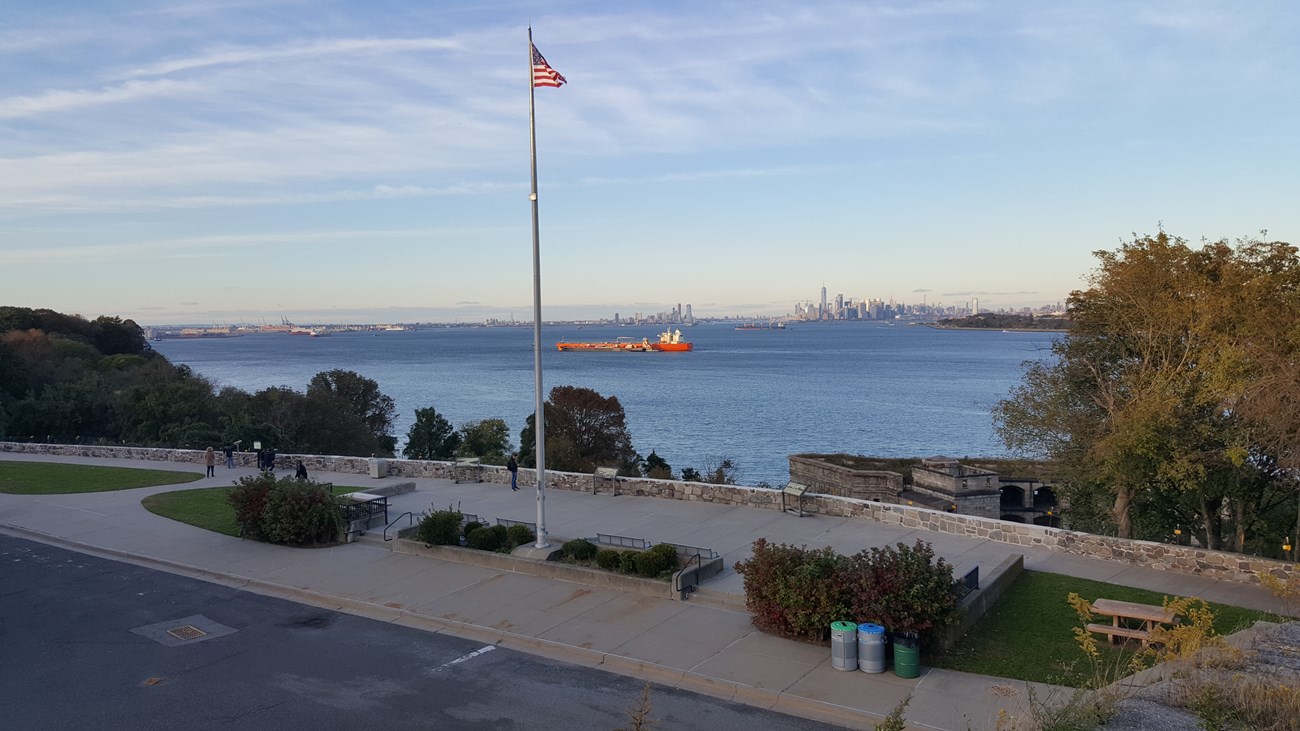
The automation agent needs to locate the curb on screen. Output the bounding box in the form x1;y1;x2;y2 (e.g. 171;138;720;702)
0;523;882;730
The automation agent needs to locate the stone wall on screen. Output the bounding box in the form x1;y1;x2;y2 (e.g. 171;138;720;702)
788;454;903;500
3;441;1294;587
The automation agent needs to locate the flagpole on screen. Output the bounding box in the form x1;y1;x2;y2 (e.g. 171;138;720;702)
528;26;549;549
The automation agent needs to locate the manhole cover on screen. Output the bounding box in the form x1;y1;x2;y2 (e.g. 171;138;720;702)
166;625;207;641
131;614;236;647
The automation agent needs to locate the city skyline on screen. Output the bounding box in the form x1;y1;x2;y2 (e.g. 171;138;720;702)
4;1;1298;326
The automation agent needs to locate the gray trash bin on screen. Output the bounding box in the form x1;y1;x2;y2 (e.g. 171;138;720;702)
831;621;858;671
857;622;886;673
368;458;386;479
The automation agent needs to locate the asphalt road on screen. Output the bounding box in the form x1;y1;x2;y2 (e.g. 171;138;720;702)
0;534;836;730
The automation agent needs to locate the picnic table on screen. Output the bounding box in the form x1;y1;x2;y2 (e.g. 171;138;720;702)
1087;598;1176;646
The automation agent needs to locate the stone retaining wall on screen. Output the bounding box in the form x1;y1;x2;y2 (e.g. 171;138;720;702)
4;441;1294;587
788;454;903;500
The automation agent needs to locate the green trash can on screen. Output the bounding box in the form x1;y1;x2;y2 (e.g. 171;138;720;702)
893;630;920;679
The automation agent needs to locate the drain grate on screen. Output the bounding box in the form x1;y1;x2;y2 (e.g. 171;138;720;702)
166;625;207;641
131;614;235;647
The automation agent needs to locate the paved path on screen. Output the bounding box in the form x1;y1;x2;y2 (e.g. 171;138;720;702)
0;452;1289;730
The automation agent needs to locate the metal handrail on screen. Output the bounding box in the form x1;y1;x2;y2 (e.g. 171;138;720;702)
384;511;416;542
675;552;703;596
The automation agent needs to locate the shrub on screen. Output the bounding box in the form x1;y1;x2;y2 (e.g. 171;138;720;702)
227;473;275;540
618;550;639;574
634;550;670;578
733;538;851;642
843;540;961;642
467;524;507;551
417;506;463;546
563;538;598;561
227;473;340;545
505;524;535;549
261;481;341;545
595;549;623;570
649;543;679;571
462;520;484;537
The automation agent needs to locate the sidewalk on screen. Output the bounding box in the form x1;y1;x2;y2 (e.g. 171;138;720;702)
0;452;1289;730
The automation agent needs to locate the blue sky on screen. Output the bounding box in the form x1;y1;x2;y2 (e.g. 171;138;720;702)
3;1;1297;325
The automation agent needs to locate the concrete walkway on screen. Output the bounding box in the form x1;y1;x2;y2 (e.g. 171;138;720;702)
0;452;1289;730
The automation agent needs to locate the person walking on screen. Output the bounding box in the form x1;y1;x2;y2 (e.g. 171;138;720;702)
204;446;216;478
507;453;519;491
223;443;235;469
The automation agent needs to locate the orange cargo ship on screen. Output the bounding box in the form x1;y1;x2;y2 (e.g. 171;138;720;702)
556;328;693;353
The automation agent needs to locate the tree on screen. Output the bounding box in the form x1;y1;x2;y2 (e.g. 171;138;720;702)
456;418;511;464
642;450;673;479
306;370;396;455
996;231;1298;550
517;386;637;473
403;407;460;460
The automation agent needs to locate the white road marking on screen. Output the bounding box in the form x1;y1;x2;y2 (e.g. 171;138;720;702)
433;645;496;671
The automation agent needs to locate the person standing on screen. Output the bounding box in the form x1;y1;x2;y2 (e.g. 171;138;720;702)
204;446;216;478
223;443;235;469
506;454;519;491
295;459;308;480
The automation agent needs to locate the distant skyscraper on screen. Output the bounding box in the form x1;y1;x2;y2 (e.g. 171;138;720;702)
684;304;694;323
820;286;828;320
972;297;979;315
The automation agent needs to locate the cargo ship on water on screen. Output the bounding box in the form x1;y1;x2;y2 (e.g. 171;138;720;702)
556;328;693;353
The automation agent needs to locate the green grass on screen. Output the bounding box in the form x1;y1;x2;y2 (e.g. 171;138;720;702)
931;569;1285;687
0;461;203;494
143;483;368;537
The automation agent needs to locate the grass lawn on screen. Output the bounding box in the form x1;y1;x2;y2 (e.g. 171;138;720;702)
931;569;1286;687
143;483;368;537
0;461;203;494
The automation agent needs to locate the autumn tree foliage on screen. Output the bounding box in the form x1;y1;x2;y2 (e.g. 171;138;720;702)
996;231;1300;554
518;385;637;474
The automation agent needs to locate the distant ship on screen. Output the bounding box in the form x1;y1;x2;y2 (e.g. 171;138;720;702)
556;328;693;353
735;321;786;331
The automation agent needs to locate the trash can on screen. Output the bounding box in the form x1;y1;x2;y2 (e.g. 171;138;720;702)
893;630;920;679
857;623;887;673
368;458;386;479
831;621;858;671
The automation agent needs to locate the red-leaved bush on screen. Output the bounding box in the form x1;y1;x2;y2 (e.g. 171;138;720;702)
733;538;850;642
734;538;961;645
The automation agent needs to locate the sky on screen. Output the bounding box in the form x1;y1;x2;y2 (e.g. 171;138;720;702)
3;1;1298;326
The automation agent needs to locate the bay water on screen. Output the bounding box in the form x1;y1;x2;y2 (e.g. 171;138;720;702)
152;322;1058;486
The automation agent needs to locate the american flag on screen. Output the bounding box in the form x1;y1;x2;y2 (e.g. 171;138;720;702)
531;44;566;88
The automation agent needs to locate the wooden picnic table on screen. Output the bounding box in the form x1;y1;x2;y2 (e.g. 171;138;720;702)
1088;598;1177;646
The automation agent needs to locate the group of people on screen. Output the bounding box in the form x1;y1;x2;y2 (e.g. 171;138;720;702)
202;444;308;480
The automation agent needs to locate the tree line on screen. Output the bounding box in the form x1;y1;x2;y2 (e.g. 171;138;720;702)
995;232;1300;558
0;307;736;483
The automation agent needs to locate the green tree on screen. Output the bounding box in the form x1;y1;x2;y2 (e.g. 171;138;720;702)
456;418;511;464
642;450;673;479
403;407;460;460
306;370;396;455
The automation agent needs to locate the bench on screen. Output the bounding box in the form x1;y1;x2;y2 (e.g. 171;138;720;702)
453;457;483;483
593;466;619;495
1085;623;1152;644
1088;598;1177;647
781;481;809;517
